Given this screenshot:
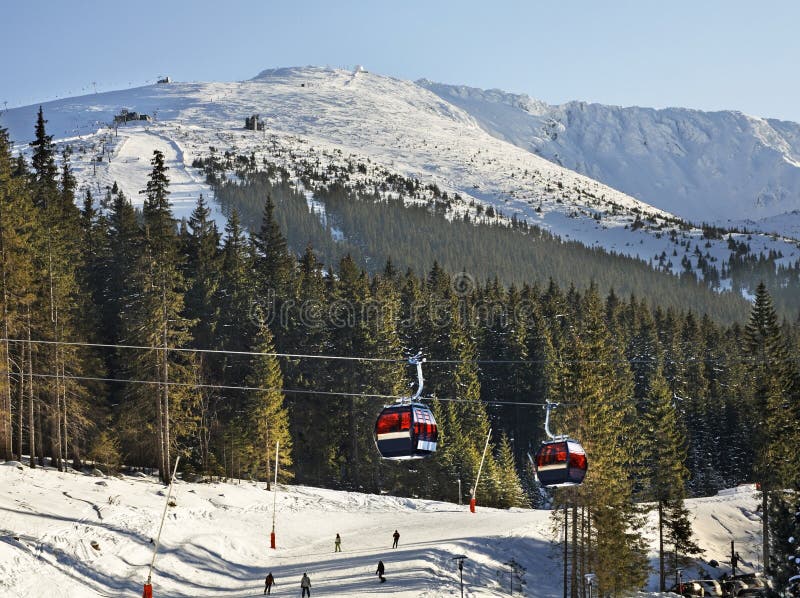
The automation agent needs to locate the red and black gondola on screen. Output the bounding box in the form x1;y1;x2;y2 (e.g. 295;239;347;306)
375;403;438;460
531;401;588;487
374;353;438;460
534;439;587;487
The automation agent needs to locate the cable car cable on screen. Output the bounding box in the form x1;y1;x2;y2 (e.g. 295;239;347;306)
0;369;566;407
0;337;791;366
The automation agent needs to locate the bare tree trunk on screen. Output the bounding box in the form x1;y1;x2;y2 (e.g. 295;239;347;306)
563;503;568;598
53;322;63;471
580;506;587;598
0;200;12;460
27;308;35;469
659;501;665;591
16;341;25;460
762;489;769;573
36;399;44;466
161;302;171;484
1;311;11;459
571;501;578;598
155;347;165;482
61;359;69;468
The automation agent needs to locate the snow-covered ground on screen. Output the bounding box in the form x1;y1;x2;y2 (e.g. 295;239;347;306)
419;80;800;237
1;66;798;283
0;461;764;597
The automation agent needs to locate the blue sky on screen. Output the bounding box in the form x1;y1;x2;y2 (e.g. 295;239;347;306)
2;0;799;120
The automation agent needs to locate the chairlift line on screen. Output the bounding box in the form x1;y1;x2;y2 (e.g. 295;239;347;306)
1;337;793;366
0;368;563;407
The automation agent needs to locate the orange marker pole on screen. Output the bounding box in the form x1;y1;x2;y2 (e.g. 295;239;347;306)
470;429;492;513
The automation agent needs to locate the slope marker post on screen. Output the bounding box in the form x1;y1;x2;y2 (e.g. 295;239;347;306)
144;456;180;596
270;441;279;549
470;428;491;513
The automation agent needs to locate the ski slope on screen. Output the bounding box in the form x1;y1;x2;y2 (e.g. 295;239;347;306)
1;66;798;282
0;462;764;597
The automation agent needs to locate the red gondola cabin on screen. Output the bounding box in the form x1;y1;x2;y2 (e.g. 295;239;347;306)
534;439;587;487
375;403;438;460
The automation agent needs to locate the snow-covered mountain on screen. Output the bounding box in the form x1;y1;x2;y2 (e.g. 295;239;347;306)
2;66;799;285
0;461;765;597
419;80;800;236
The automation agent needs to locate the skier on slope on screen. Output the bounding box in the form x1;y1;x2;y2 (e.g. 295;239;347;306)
264;572;275;595
334;533;342;552
376;559;386;582
392;529;400;548
300;572;312;597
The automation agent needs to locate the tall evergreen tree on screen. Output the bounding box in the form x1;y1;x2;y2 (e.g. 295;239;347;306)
558;285;648;597
640;364;700;590
743;282;800;579
241;322;292;485
121;150;196;483
0;128;37;460
183;194;221;350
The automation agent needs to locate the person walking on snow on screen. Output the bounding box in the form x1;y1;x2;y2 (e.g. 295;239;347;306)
376;559;386;582
300;572;311;597
264;572;275;595
392;529;400;548
334;533;342;552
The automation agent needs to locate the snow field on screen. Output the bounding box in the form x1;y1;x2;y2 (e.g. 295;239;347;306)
1;462;763;597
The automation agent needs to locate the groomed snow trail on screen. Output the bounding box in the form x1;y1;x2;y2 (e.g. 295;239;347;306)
1;463;763;597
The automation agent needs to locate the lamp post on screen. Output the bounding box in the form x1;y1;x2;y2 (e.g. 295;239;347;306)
584;573;597;598
452;555;468;598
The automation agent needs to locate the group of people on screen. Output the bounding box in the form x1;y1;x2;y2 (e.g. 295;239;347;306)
263;530;402;595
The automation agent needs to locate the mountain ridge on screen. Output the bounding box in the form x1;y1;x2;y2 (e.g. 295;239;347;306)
419;79;800;234
1;65;799;304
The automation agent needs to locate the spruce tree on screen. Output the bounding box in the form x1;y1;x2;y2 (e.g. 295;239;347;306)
253;195;295;348
0;127;37;460
641;364;700;590
743;282;800;579
241;322;292;485
183;194;221;350
558;285;648;597
122;150;196;483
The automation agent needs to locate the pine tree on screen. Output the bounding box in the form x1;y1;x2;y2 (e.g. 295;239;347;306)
640;364;700;590
558;285;648;597
285;244;333;486
252;195;295;348
27;109;85;471
0;127;37;460
183;194;221;350
121;150;196;483
493;432;529;508
241;322;292;485
743;282;800;579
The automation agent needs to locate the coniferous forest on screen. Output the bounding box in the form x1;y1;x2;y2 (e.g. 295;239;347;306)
2;113;800;596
